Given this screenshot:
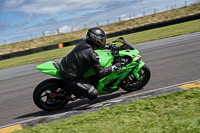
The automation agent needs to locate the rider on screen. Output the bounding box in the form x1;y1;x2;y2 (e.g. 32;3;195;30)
60;27;121;100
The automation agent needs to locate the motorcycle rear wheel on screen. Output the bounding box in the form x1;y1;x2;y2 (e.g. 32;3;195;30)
121;64;151;92
33;78;69;111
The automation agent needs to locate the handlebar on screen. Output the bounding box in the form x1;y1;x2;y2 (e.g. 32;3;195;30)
106;43;125;67
106;43;119;57
110;45;121;62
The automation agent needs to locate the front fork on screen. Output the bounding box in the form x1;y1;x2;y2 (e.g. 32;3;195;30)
111;61;145;89
132;61;145;79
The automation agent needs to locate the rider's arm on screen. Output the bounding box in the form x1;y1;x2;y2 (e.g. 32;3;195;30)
90;52;113;79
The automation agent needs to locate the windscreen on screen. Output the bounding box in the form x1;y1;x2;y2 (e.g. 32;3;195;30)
112;37;135;50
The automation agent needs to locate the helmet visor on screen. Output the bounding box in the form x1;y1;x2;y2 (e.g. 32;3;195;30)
102;36;106;45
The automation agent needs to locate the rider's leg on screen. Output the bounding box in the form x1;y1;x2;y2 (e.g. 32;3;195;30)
74;78;99;100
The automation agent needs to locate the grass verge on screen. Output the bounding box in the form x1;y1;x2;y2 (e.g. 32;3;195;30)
1;19;200;70
15;88;200;133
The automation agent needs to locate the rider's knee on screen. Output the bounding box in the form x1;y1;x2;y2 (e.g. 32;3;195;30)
88;86;98;100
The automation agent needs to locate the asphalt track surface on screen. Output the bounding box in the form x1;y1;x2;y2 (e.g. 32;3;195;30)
0;32;200;127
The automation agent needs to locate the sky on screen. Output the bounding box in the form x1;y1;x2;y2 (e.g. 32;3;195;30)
0;0;197;45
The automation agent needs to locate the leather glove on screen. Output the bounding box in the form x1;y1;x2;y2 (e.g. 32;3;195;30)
112;62;121;71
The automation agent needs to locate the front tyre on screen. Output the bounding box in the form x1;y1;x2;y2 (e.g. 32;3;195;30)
33;78;69;111
121;64;151;92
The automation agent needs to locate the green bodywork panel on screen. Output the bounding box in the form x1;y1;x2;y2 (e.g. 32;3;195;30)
36;61;61;78
83;50;114;77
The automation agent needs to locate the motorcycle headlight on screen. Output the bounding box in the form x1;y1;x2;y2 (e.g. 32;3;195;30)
134;56;138;60
134;56;141;63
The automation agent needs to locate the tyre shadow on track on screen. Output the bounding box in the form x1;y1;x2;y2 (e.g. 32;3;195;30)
14;91;129;120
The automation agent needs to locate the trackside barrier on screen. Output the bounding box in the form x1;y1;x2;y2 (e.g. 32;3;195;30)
0;13;200;61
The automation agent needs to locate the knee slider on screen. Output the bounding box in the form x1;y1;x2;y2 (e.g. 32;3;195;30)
88;86;98;100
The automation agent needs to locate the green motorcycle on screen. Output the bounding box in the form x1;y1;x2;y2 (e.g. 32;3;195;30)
33;37;151;111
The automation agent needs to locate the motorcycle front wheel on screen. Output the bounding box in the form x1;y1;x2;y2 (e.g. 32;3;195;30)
33;78;69;111
121;64;151;92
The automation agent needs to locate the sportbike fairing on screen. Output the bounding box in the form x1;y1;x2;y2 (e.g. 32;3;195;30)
36;37;145;94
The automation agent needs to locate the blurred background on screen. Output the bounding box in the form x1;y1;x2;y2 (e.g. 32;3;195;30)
0;0;199;45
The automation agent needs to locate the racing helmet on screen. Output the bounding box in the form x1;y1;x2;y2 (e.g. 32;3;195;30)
86;27;106;49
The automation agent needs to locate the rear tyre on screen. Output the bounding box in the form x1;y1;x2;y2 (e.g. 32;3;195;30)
121;64;151;92
33;78;69;111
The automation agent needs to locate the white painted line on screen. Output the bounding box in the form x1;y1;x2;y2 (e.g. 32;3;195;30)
110;99;124;103
103;103;111;106
90;103;104;108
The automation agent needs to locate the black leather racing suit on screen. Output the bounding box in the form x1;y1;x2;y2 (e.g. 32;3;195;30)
60;40;113;100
